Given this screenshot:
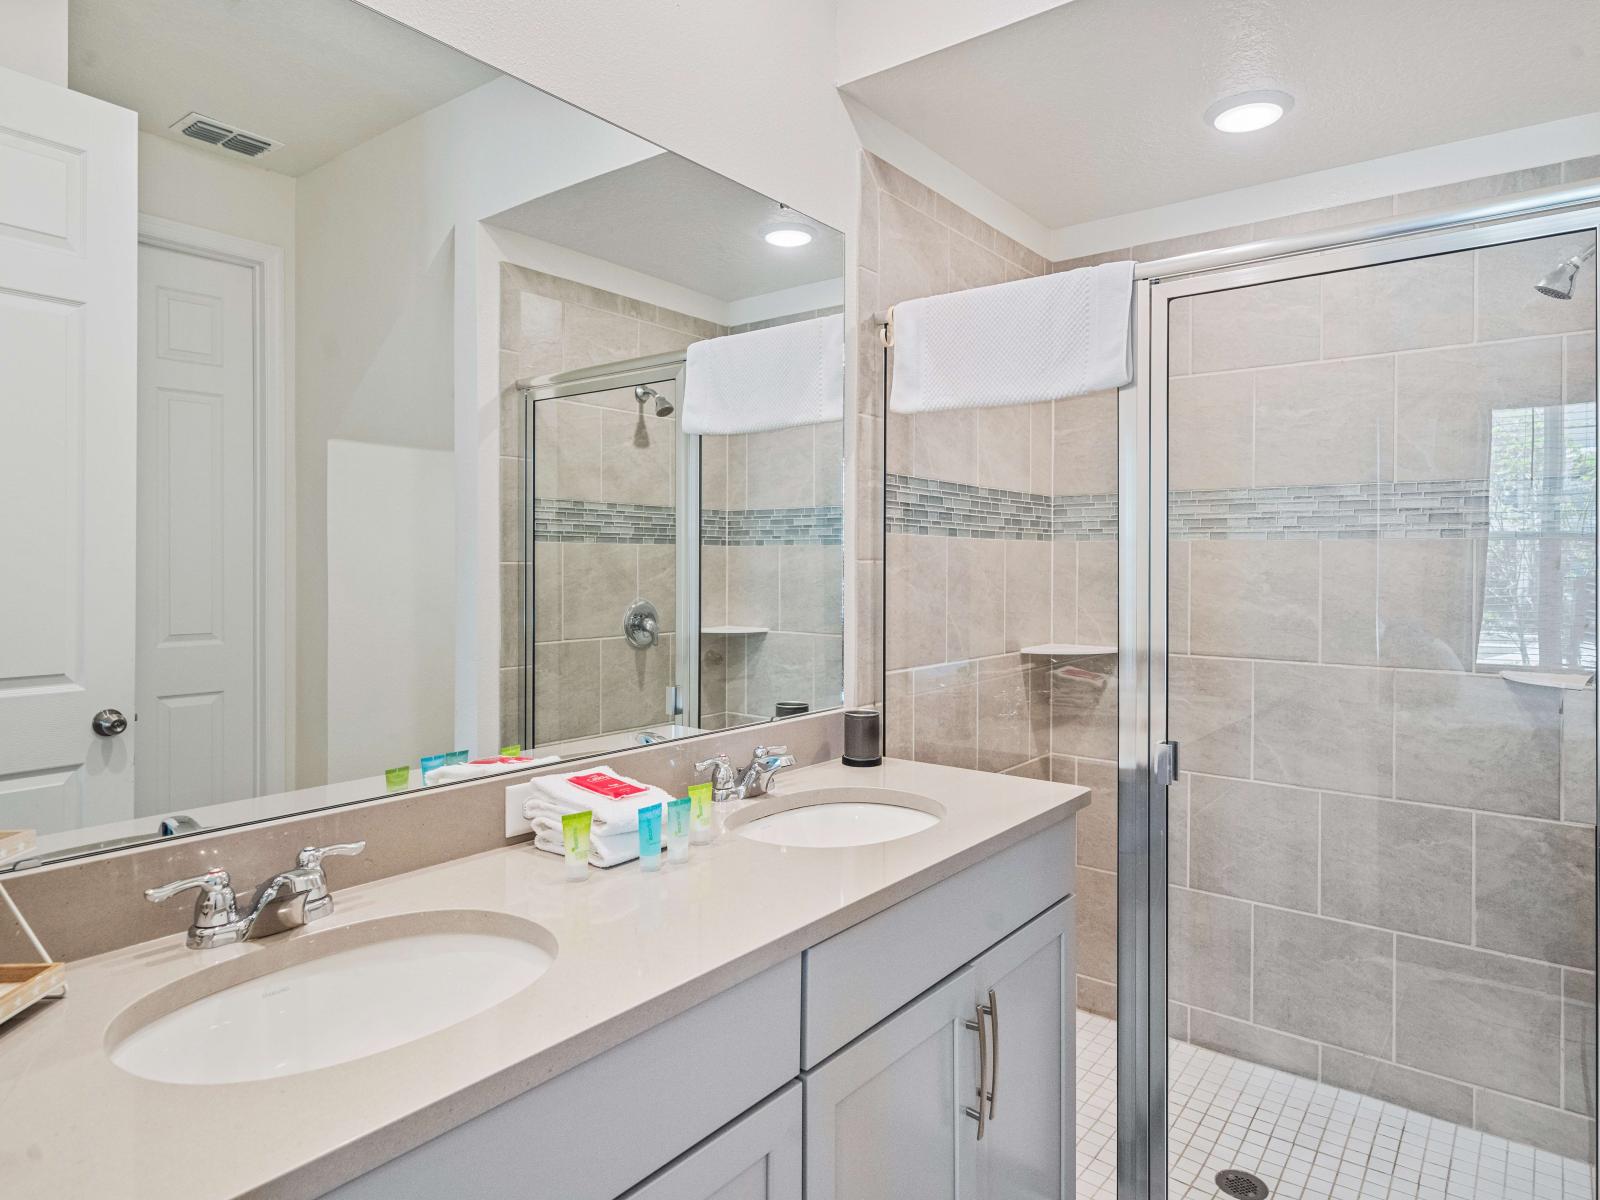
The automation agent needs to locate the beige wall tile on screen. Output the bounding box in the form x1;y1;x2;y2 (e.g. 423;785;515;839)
885;669;913;758
1190;775;1319;911
1563;981;1596;1115
1248;196;1396;240
1168;655;1252;778
561;543;637;640
813;634;845;710
1320;794;1472;942
1167;296;1192;377
867;152;935;214
1254;907;1395;1055
598;635;674;732
878;193;949;310
1190;1009;1320;1078
638;544;675;627
603;410;676;507
814;420;845;507
1319;1046;1474;1126
499;456;525;563
1170;887;1253;1020
1028;402;1054;494
745;631;815;719
1254;357;1395;487
1377;539;1476;670
1168;373;1253;490
1075;758;1117;872
779;543;841;635
1322;252;1474;357
1475;1090;1595;1160
976;405;1032;492
515;290;564;376
857;157;880;271
1075;540;1118;646
1053;391;1118;496
746;424;815;508
911;408;980;486
1050;539;1079;644
531;643;558;744
553;639;601;740
1393;165;1563;215
1077;866;1118;986
1050;655;1117;760
1394;338;1564;480
1393;670;1561;816
976;658;1047;773
1191;539;1320;660
1475;813;1596;970
1190;274;1321;372
561;302;638;370
700;545;728;629
1319;539;1377;665
949;232;1007;291
1004;539;1052;652
1254;663;1394;795
886;533;947;670
1395;935;1562;1104
729;544;782;629
1168;775;1188;885
500;563;524;669
1561;690;1597;824
1169;540;1190;655
553;402;603;503
946;538;1005;661
911;661;977;769
1478;232;1597;341
636;321;695;357
532;541;561;644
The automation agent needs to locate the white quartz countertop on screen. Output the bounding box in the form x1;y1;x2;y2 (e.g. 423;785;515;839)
0;758;1088;1200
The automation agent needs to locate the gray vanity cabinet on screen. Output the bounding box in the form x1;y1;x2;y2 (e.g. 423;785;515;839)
800;898;1075;1200
622;1083;802;1200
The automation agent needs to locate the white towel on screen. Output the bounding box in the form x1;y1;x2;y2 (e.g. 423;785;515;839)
532;819;640;869
427;755;559;785
517;765;674;836
681;314;845;435
889;262;1134;414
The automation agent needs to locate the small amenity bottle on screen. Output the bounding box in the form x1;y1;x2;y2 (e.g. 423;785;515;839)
664;797;691;864
638;803;663;871
561;810;593;881
688;782;715;845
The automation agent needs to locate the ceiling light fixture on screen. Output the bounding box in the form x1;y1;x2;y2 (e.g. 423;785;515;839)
1205;89;1294;133
764;225;813;248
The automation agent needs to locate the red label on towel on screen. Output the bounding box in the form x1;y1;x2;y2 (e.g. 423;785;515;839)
568;772;647;800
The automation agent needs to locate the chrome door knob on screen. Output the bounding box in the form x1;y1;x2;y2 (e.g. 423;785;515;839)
92;708;128;737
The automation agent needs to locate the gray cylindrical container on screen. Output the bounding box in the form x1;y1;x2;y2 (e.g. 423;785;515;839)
842;709;882;767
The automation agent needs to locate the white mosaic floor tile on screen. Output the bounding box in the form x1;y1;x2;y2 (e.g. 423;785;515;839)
1075;1011;1596;1200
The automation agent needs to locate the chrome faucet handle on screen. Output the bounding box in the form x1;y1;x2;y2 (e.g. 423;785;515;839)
295;841;366;870
694;753;739;802
753;745;789;759
145;868;238;938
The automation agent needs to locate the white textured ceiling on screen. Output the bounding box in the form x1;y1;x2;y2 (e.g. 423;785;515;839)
68;0;499;176
486;153;846;302
843;0;1600;229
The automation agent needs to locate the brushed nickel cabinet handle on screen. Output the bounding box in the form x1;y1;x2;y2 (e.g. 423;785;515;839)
963;1002;990;1141
986;987;1000;1120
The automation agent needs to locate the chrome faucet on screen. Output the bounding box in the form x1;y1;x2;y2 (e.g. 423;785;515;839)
145;841;366;949
694;746;796;804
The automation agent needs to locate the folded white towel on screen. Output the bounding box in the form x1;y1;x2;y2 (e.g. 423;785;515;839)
889;262;1134;414
519;765;674;836
682;314;845;435
428;755;559;785
532;819;640;869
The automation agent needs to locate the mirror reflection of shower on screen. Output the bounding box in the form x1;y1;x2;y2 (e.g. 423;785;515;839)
1535;244;1597;299
633;384;674;446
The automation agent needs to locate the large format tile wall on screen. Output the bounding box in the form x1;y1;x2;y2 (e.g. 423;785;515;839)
1155;229;1597;1159
700;418;846;728
499;264;721;749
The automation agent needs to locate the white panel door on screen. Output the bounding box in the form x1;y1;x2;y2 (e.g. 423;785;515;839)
804;965;980;1200
0;66;136;834
623;1083;801;1200
973;898;1075;1200
135;243;257;815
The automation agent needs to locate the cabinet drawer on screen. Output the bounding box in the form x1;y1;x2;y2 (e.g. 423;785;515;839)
323;957;801;1200
802;818;1073;1068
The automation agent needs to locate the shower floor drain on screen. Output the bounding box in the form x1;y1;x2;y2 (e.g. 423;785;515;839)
1215;1168;1270;1200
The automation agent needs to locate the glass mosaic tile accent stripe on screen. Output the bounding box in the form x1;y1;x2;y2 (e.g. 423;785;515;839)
887;474;1055;540
702;505;843;547
533;498;675;544
889;474;1593;542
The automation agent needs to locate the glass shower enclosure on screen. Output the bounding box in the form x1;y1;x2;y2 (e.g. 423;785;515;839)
1123;205;1599;1198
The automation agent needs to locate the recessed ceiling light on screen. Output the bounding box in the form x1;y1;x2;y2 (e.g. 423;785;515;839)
1205;90;1294;133
764;225;813;248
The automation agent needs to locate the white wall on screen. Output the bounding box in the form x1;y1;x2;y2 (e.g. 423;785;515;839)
326;439;454;780
295;74;661;783
0;0;66;85
137;132;296;253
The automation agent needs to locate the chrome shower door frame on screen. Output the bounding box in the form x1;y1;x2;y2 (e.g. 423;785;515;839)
1119;205;1600;1200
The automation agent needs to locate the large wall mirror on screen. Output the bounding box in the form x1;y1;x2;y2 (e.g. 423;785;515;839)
0;0;845;871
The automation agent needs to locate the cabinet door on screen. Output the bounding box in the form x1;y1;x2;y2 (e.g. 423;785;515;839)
623;1083;801;1200
972;898;1075;1200
804;965;980;1200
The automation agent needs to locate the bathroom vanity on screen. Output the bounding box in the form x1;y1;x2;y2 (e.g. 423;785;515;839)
0;759;1087;1200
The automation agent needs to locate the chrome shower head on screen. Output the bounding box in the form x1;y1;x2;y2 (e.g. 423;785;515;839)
1535;245;1596;300
634;384;674;417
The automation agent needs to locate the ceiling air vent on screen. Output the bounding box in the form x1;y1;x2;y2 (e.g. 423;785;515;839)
169;112;280;159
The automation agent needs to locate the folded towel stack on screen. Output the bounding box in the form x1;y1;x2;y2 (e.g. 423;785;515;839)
510;766;675;869
427;754;559;785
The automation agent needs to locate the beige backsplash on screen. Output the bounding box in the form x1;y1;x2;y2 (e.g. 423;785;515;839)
0;712;843;964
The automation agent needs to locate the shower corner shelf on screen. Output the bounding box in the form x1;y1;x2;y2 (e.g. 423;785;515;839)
1020;643;1117;658
1498;670;1596;691
701;625;769;636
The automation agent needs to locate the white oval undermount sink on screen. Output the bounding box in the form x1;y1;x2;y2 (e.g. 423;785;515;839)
726;786;943;848
108;911;555;1085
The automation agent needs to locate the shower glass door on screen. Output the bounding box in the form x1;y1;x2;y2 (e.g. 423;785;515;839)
1144;215;1598;1200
